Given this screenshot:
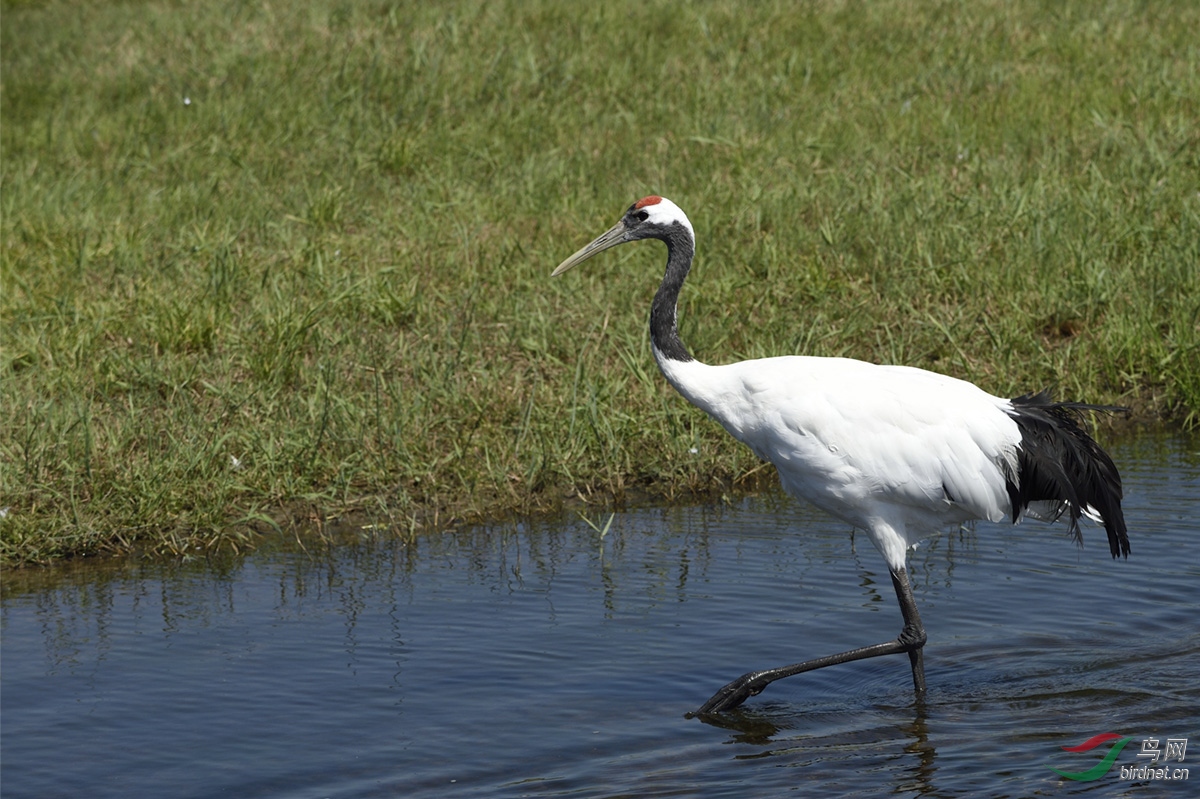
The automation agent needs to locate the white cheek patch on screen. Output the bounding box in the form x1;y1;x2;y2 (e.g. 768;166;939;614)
641;197;695;240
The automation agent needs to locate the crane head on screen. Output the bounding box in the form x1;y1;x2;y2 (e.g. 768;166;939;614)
552;196;694;276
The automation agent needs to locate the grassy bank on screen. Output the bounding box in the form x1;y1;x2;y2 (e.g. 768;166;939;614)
2;0;1198;566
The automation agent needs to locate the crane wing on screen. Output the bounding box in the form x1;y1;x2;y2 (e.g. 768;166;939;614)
673;357;1021;532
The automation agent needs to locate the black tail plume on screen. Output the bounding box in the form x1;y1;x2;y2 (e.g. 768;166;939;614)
1005;391;1129;559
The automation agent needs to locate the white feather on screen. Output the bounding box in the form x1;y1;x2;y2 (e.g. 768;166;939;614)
654;345;1022;572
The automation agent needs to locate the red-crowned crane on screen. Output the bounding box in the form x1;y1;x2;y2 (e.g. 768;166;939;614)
552;195;1129;716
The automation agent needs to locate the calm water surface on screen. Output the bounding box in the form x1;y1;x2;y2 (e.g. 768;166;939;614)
3;436;1198;798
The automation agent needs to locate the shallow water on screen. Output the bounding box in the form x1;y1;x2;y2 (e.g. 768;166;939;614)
3;436;1199;798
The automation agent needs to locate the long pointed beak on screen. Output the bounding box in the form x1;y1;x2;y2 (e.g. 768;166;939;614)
551;222;627;276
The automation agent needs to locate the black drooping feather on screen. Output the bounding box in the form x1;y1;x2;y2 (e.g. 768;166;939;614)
1004;391;1129;559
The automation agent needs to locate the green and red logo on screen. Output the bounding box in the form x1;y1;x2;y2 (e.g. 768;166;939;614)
1047;733;1135;781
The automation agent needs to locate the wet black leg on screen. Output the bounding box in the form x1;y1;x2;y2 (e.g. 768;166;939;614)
689;567;928;716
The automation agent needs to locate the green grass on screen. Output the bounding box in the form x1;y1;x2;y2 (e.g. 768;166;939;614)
2;0;1198;566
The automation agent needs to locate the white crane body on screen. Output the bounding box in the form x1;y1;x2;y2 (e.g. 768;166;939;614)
655;350;1021;572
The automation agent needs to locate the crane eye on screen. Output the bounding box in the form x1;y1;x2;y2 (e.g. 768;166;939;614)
633;210;649;222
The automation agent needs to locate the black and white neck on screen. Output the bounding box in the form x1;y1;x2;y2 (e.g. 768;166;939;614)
618;196;697;365
648;222;696;364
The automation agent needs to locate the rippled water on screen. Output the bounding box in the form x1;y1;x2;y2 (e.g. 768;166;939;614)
3;436;1198;798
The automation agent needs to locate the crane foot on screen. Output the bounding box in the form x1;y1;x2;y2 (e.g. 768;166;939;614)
687;671;769;717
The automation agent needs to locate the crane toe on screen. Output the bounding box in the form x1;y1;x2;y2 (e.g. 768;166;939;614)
688;671;767;716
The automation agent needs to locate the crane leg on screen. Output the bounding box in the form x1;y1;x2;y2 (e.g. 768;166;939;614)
689;568;928;716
